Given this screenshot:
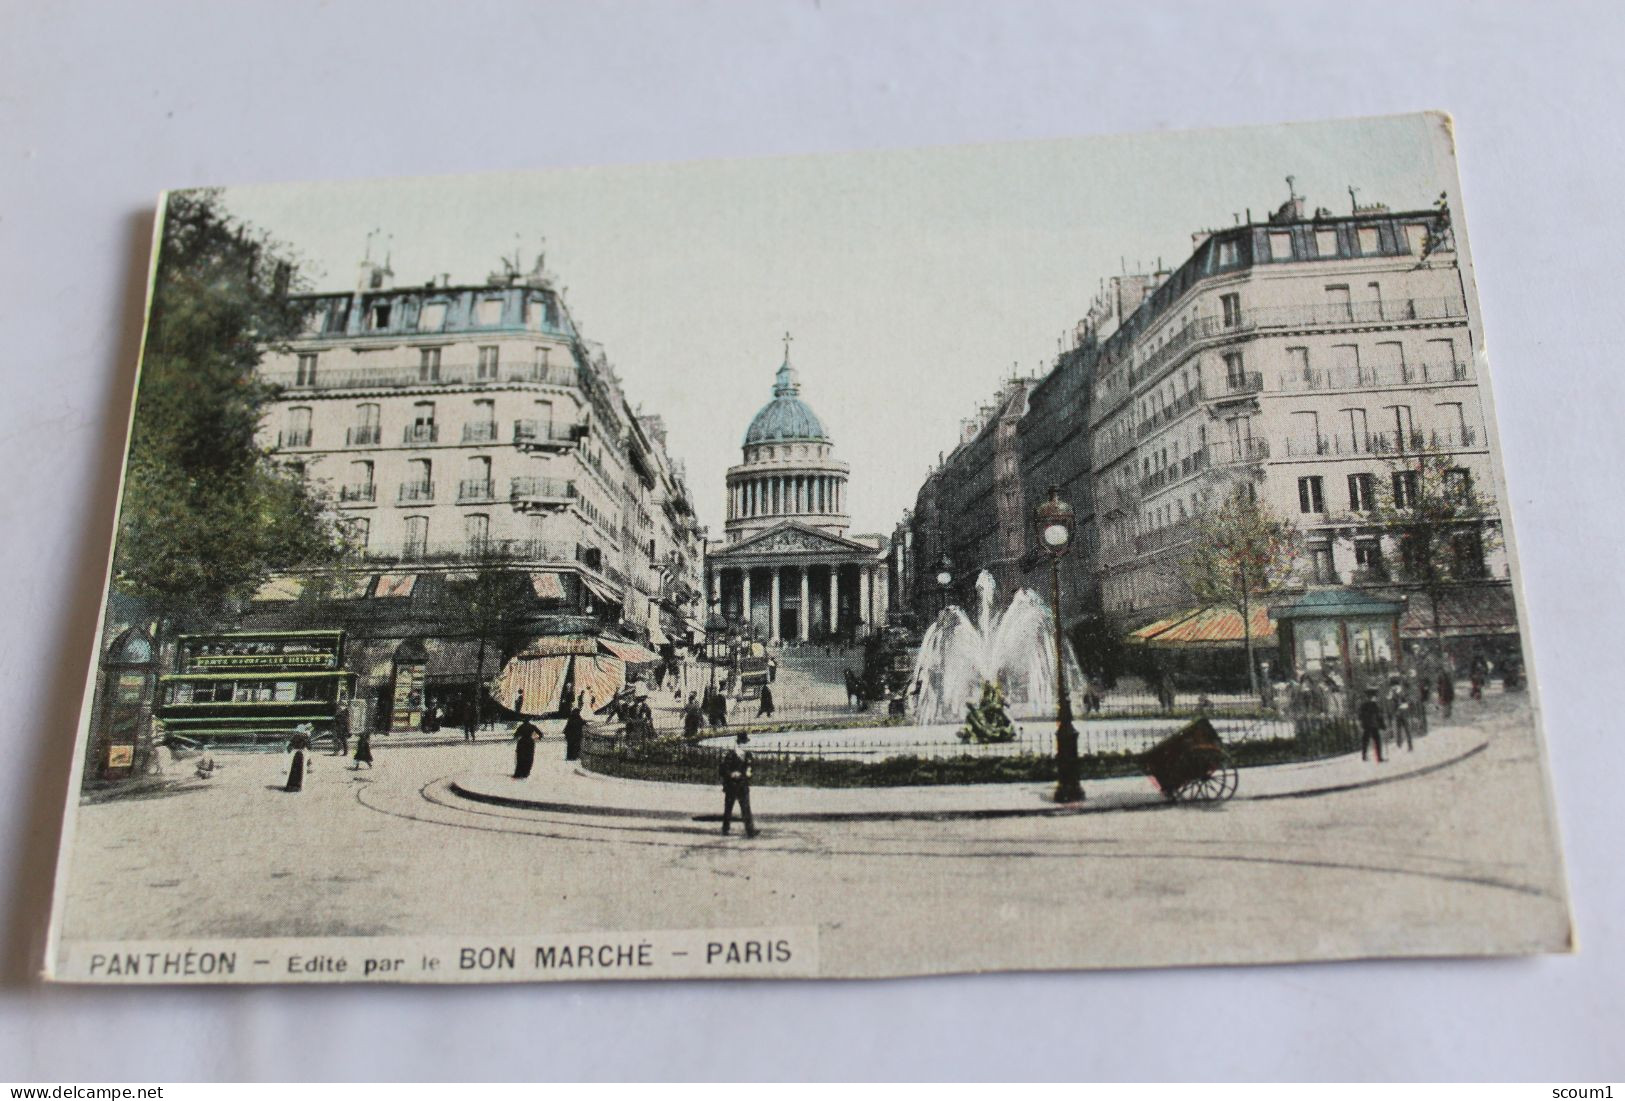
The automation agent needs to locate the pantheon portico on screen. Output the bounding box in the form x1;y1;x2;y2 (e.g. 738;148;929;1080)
706;344;887;642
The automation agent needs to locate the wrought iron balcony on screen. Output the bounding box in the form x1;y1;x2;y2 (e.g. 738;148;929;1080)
461;421;499;443
403;423;439;445
1276;359;1473;393
277;428;313;449
338;483;376;503
510;476;576;510
458;479;496;501
397;481;435;502
513;419;582;452
346;424;381;446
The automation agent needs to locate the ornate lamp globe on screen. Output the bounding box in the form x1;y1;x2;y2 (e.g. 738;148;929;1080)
1036;485;1075;557
935;558;953;589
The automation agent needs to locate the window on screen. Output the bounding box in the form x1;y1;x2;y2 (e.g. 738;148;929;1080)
1324;284;1352;322
1315;228;1338;257
1342;408;1369;453
477;345;500;380
1291;410;1321;455
343;517;370;551
475;298;503;326
1450;529;1487;578
418;302;447;331
1392;470;1419;509
1308;543;1336;583
295;353;317;385
1223;351;1247;389
1220;292;1241;328
464;513;490;551
407;402;436;445
534;345;552;375
1217;239;1238;266
1445;467;1473;502
1348;472;1377;511
419;347;442;382
1406;223;1431;254
462;455;493;500
345;460;374;501
368;303;392;330
282;407;312;449
1283;345;1310;385
326;302;349;334
1269;231;1293;261
1436;402;1468;446
403;516;429;558
349;402;381;446
1385;404;1415;451
525;299;556;330
1298;476;1325;513
1354;539;1384;578
1357;227;1380;255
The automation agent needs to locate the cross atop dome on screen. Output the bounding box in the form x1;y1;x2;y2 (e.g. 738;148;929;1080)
774;331;800;397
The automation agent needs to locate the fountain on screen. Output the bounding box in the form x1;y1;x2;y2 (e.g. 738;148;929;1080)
910;571;1086;725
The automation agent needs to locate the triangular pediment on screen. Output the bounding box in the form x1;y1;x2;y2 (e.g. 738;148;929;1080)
712;521;879;559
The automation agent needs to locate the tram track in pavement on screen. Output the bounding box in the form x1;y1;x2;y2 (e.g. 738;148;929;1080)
350;765;1556;903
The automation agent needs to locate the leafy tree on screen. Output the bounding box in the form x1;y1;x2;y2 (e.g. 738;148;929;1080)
1371;451;1502;662
1180;491;1300;697
111;190;344;763
448;545;535;728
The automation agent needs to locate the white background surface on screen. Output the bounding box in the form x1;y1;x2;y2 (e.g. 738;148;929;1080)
1;0;1619;1082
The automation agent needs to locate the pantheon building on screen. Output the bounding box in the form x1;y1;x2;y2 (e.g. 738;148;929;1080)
706;349;888;642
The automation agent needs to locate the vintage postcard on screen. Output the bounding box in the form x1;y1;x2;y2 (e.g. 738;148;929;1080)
44;112;1571;984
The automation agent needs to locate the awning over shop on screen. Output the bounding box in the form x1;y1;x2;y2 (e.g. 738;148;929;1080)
424;638;504;682
580;574;622;608
374;574;417;599
1271;589;1404;621
252;576;305;602
531;571;566;601
1396;583;1519;638
1128;605;1276;648
521;636;599;658
599;638;661;665
493;649;629;716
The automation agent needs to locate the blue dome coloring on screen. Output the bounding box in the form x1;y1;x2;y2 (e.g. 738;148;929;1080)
744;359;829;445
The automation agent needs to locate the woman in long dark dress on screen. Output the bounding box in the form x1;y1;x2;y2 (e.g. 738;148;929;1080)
285;726;311;792
562;705;586;761
352;727;374;770
512;719;541;778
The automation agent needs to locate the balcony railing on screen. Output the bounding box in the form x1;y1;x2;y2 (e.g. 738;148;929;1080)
338;483;376;503
1367;426;1479;454
1219;371;1264;396
397;481;435;502
262;360;581;392
1134;516;1202;555
403;423;439;445
1349;566;1391;585
1276;359;1473;393
346;424;381;446
277;428;313;449
458;479;496;501
510;476;576;506
1206;437;1269;465
461;421;499;443
1126;296;1468;390
513;419;583;449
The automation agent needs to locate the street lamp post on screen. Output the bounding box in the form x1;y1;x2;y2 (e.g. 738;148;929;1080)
934;557;953;621
705;606;727;693
1036;485;1083;803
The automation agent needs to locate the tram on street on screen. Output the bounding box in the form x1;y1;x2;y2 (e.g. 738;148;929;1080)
156;630;356;750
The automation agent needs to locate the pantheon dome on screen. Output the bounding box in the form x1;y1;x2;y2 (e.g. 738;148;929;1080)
724;354;850;543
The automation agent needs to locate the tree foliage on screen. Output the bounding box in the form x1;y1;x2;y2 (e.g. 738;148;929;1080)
112;189;343;628
1181;491;1300;613
1370;451;1502;656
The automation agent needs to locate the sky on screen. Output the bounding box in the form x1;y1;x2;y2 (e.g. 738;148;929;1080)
218;112;1459;538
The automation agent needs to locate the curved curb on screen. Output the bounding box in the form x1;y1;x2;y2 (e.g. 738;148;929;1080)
445;735;1487;824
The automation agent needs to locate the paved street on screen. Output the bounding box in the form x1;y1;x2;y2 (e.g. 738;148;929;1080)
56;690;1569;977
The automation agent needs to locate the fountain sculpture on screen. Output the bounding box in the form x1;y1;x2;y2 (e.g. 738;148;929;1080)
910;571;1085;725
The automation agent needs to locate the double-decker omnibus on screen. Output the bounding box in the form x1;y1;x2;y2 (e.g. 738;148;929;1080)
156;630;356;750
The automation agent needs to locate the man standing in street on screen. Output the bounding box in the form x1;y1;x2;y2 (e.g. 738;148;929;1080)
1358;686;1386;763
718;733;758;838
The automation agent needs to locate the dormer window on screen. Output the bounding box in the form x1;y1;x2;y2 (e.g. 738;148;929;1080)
369;303;392;330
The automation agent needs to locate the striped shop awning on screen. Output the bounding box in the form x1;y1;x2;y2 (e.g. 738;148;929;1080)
1128;605;1276;648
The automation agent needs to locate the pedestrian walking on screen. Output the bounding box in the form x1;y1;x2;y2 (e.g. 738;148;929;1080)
331;708;350;757
514;688;526;717
1388;679;1415;752
353;726;374;770
1469;654;1487;702
683;692;702;739
512;718;541;779
462;708;478;742
285;724;311;792
757;683;775;719
718;733;758;838
563;702;586;761
1437;671;1455;720
1357;687;1386;763
707;688;729;729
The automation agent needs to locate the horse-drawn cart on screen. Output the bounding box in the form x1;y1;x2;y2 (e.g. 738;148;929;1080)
1141;717;1239;803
